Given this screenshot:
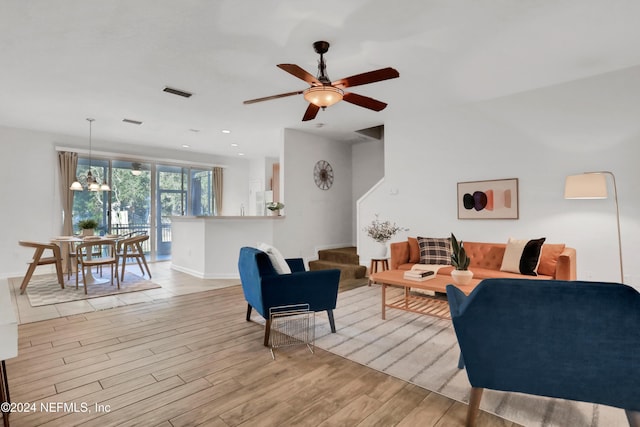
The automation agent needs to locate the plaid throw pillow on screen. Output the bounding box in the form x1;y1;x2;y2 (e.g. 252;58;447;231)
417;237;452;265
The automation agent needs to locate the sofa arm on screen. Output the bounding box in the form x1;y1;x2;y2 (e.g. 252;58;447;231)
555;247;576;280
390;241;410;270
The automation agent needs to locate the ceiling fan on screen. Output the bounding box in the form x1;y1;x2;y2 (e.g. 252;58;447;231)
243;41;399;121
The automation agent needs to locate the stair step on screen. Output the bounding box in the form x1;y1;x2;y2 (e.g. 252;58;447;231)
317;247;360;265
308;260;367;280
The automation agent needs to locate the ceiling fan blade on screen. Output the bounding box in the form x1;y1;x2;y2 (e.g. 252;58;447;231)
278;64;321;86
343;92;388;111
243;90;303;105
332;67;399;89
302;103;320;121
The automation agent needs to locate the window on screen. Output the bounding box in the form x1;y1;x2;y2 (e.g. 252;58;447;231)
72;157;214;261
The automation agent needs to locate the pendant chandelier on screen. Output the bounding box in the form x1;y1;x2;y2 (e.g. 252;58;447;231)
70;118;111;192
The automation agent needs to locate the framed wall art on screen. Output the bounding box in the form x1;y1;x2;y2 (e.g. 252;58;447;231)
457;178;519;220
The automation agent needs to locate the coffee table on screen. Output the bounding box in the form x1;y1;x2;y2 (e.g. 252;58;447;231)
369;269;481;320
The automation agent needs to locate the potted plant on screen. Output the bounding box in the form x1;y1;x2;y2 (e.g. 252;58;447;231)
266;201;284;216
451;233;473;285
364;215;402;258
78;219;99;236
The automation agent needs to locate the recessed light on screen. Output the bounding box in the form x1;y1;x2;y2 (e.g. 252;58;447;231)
231;143;238;147
221;129;231;134
181;144;190;148
238;152;245;156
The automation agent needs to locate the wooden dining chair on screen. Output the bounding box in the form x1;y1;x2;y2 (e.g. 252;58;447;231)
75;241;119;294
116;234;151;281
18;241;65;294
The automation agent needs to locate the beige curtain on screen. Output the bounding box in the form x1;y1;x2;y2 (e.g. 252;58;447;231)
58;151;78;272
213;167;223;215
58;151;78;234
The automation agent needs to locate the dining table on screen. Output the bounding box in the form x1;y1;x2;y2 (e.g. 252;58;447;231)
50;235;120;286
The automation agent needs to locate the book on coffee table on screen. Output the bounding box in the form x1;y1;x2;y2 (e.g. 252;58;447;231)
403;269;435;281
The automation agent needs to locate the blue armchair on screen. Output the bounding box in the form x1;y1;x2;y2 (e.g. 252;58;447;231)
447;278;640;427
238;246;341;346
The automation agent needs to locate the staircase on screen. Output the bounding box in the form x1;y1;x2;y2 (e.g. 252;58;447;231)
309;247;368;291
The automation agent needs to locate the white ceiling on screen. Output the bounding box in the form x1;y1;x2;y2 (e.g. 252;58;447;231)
2;0;640;159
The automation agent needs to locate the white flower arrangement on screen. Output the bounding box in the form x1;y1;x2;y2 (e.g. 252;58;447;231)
364;215;401;243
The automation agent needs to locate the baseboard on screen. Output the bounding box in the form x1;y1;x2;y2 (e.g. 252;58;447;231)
169;264;240;280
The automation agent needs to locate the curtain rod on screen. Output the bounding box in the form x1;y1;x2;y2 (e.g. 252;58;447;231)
55;145;228;169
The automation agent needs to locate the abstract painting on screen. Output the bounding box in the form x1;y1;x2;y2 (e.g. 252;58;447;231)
457;178;519;219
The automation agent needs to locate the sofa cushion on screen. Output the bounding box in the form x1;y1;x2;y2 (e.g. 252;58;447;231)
500;237;546;276
537;243;566;277
408;237;420;264
465;242;506;270
417;237;452;265
257;242;291;274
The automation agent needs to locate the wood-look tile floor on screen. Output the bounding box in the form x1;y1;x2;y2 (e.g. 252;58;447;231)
6;264;520;426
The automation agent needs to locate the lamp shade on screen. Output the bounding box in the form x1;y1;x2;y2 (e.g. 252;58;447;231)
70;180;83;191
564;173;608;199
303;86;344;107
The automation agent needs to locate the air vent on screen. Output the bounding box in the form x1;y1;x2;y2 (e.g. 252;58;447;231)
163;86;193;98
122;118;143;125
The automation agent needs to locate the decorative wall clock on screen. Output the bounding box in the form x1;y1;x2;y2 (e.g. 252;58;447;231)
313;160;334;190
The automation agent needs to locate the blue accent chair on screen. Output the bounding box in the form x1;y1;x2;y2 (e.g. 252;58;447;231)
447;278;640;427
238;246;341;346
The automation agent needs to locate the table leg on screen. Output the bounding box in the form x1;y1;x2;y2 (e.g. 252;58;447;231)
382;283;386;320
405;286;409;309
1;360;9;427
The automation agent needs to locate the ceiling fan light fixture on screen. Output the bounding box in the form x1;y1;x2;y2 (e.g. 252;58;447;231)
303;86;343;108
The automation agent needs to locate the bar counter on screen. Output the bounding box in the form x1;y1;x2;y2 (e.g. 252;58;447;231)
170;215;284;279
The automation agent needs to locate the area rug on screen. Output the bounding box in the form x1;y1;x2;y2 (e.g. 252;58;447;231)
20;273;161;306
313;285;628;427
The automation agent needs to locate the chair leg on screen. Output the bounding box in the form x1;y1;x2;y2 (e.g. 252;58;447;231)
120;249;128;282
55;257;65;289
20;248;44;294
627;410;640;427
135;256;145;275
140;254;152;278
246;304;253;321
138;243;152;278
263;318;271;347
327;309;336;333
82;265;88;295
115;261;120;289
466;387;484;427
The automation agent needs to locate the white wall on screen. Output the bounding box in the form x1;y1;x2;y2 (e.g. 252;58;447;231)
273;129;353;261
352;138;385;243
361;66;640;287
219;157;251;217
0;127;60;278
0;125;252;278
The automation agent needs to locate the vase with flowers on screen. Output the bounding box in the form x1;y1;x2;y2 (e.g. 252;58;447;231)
364;215;401;258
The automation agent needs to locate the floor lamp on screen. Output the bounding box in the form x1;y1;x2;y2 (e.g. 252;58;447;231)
564;171;623;283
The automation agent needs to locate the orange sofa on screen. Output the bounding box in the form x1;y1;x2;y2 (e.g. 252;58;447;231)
390;238;576;281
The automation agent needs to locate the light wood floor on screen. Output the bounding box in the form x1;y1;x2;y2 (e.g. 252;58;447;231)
6;269;519;426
